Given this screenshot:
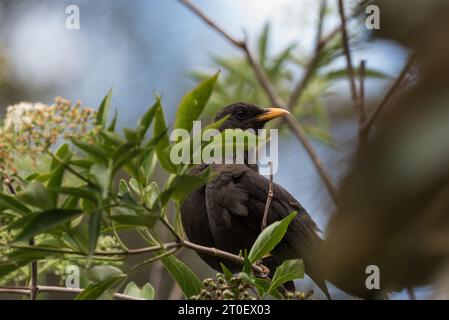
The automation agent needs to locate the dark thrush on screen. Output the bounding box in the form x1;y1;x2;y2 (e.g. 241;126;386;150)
181;102;331;298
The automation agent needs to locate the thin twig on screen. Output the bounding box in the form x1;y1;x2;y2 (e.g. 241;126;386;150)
407;287;416;300
182;240;267;276
338;0;361;125
178;0;339;205
5;242;180;257
157;215;269;275
28;238;38;300
46;151;96;186
0;285;143;300
361;54;415;136
284;116;339;204
358;60;367;145
261;161;274;231
359;60;367;123
286;0;327;111
129;248;180;273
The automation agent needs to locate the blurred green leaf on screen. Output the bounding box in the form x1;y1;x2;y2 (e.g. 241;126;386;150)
72;139;109;165
96;88;113;127
324;67;390;80
0;194;32;215
154;101;177;173
123;282;155;300
174;72;219;132
14;209;83;243
137;101;159;140
17;182;54;210
258;23;270;67
88;209;103;256
75;275;125;300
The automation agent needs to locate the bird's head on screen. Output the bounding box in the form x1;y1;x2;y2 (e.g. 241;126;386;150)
214;102;290;131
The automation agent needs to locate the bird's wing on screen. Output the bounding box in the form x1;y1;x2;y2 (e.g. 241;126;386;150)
206;164;321;250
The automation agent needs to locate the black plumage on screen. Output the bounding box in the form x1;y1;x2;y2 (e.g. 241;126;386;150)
181;102;330;298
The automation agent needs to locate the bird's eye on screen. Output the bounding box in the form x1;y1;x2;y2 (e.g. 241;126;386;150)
235;109;247;120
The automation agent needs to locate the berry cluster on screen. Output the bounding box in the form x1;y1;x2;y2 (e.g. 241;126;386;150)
191;273;256;300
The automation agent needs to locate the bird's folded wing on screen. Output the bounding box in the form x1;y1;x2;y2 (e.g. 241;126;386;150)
205;165;321;251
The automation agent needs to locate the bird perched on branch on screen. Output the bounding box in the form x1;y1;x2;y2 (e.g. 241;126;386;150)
181;102;331;298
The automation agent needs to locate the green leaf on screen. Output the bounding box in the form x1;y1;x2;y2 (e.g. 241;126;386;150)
267;259;304;294
154;101;177;173
72;139;109;164
258;23;270;67
96;88;113;127
324;67;390;80
137;101;159;139
48;144;73;205
90;161;113;198
88;265;124;283
220;263;233;280
123;282;155;300
14;209;83;242
247;211;297;263
49;187;98;202
142;152;158;185
88;210;103;255
0;194;32;215
111;210;157;228
100;130;124;146
108;109;118;131
0;262;28;278
75;276;125;300
160;255;202;299
17;182;54;210
174;72;219;132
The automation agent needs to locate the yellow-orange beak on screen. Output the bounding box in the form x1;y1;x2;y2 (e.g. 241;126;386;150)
256;107;290;122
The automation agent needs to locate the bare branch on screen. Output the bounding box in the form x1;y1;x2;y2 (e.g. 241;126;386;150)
5;242;180;257
178;0;244;48
284;115;339;204
29;238;38;300
338;0;361;124
261;161;274;231
359;60;367;124
362;54;416;136
182;240;267;276
286;0;327;111
0;285;143;300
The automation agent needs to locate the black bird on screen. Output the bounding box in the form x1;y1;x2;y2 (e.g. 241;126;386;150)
181;102;330;298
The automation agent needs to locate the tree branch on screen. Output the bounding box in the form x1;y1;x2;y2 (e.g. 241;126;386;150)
361;54;415;137
261;161;274;231
338;0;361;126
182;240;267;276
0;285;143;300
5;242;181;257
286;0;327;111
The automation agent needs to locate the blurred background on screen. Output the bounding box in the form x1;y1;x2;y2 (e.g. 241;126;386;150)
3;0;446;300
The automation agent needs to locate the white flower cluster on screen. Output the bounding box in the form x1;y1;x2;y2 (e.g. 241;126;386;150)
3;102;48;131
